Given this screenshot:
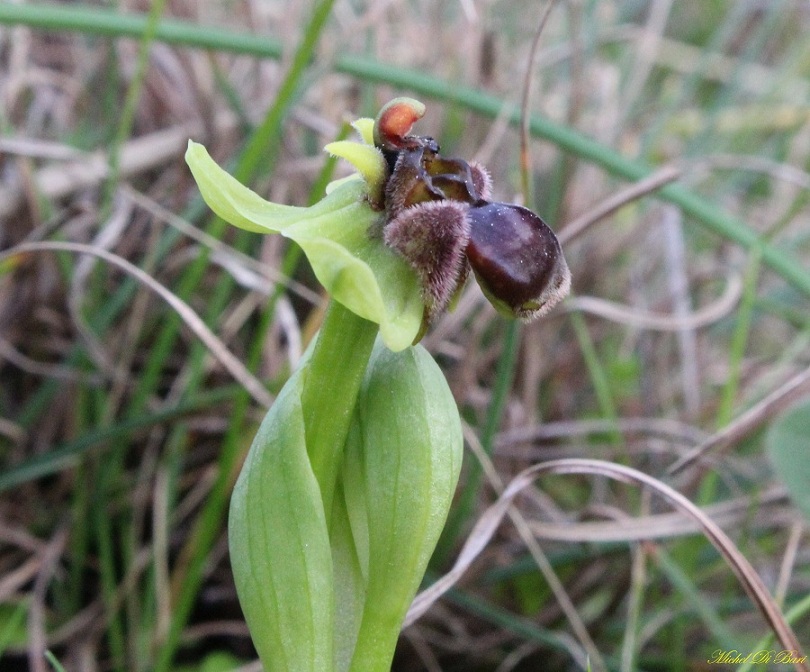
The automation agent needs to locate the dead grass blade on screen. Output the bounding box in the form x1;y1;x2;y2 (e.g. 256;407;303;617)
0;112;237;220
567;271;741;331
527;485;790;543
0;335;105;384
462;424;606;671
28;526;68;672
0;241;273;407
668;363;810;474
559;165;681;245
407;458;807;671
496;415;709;448
120;185;323;306
519;0;560;202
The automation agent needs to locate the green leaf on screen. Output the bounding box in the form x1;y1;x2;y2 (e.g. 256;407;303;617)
185;141;424;351
228;369;335;671
766;397;810;521
342;341;463;671
329;476;367;672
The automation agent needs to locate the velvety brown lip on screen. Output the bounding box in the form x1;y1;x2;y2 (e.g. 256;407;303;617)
465;202;566;310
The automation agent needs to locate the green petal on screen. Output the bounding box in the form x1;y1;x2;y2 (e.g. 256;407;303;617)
324;140;386;197
186;141;424;351
351;118;375;145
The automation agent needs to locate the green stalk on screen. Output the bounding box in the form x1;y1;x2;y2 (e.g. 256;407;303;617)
693;247;764;533
102;0;168;213
481;321;522;461
0;385;239;493
738;591;810;672
301;300;378;517
569;309;623;447
0;3;282;59
716;246;763;428
152;3;338;665
0;604;26;659
93;480;126;669
131;0;333;414
654;548;739;650
44;651;67;672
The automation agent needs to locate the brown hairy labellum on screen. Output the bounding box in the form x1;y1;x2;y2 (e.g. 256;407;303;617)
373;98;571;329
384;200;471;316
466;203;571;319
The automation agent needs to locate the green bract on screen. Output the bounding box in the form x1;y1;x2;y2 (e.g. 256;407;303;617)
228;367;334;670
340;342;463;671
229;339;462;672
185;140;423;351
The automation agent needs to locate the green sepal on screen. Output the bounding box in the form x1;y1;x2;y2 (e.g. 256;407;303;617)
228;368;334;671
185;141;424;351
341;341;463;671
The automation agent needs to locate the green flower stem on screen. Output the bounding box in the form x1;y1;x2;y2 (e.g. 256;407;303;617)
301;300;378;517
102;0;167;215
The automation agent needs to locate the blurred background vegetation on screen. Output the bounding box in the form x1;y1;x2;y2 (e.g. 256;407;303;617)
1;0;810;670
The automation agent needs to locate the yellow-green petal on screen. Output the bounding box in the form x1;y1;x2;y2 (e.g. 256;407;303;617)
185;141;424;351
324;140;386;204
351;117;375;145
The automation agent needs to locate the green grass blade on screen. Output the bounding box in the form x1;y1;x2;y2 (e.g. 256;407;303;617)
0;3;282;59
0;386;239;494
102;0;169;213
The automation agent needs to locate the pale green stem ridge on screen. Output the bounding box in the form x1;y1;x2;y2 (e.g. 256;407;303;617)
301;300;379;518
